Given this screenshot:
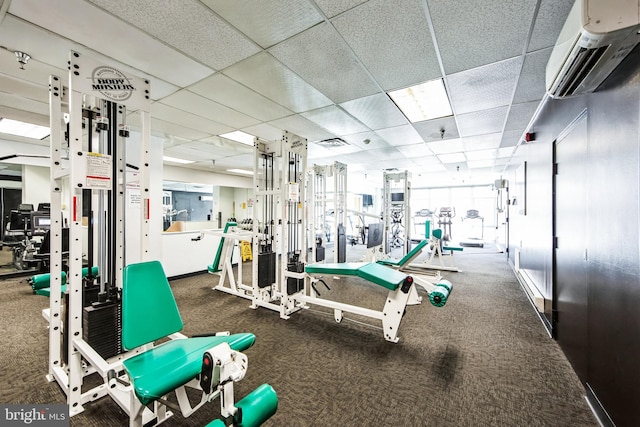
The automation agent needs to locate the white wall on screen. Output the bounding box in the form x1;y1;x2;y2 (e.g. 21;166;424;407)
22;165;50;207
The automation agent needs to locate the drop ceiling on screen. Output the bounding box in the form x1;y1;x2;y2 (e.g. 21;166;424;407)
0;0;575;187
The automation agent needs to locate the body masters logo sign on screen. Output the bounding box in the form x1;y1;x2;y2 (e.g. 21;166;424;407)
91;66;135;102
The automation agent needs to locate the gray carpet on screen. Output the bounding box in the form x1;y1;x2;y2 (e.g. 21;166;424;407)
0;244;598;426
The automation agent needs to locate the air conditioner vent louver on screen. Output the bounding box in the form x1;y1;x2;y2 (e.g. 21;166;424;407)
545;0;640;99
314;137;349;147
551;45;609;98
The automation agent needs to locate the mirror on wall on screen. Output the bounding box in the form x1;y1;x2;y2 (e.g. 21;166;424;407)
161;181;253;232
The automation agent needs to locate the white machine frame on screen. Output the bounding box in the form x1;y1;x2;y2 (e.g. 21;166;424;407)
383;171;411;256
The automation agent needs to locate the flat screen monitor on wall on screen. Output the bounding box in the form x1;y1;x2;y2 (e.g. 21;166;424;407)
391;192;404;203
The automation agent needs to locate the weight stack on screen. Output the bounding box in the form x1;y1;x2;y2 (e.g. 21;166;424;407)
286;261;304;295
258;252;276;288
82;299;123;360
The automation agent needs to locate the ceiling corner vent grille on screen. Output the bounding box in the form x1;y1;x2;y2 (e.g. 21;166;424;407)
314;137;349;147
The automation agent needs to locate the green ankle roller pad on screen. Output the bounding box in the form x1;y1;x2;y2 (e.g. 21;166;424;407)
35;284;67;297
429;279;453;307
205;420;226;427
31;266;99;291
234;384;278;427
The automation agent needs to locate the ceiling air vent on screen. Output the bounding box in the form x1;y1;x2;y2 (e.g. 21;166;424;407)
314;137;349;147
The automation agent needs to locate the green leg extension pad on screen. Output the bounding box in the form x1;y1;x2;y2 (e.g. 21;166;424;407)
205;420;226;427
234;384;278;427
31;266;98;293
429;279;453;307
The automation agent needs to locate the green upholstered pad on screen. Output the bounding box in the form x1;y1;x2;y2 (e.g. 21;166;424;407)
35;284;67;297
205;420;226;427
31;266;98;291
305;262;366;276
122;261;183;350
357;263;407;290
235;383;278;427
429;280;453;307
377;240;428;267
432;229;443;239
306;262;408;291
443;246;463;251
208;221;237;273
122;334;256;406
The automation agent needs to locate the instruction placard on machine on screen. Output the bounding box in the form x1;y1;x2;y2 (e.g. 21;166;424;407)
84;152;112;189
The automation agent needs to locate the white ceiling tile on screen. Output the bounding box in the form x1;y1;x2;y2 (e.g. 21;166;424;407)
0;74;47;103
0;92;49;116
151;118;211;141
196;136;253;155
223;52;333;113
428;0;537;73
151;102;233;135
360;146;407;161
412;117;460;142
512;49;552;104
528;0;575;52
89;0;260;70
314;0;368;18
241;123;283;141
465;149;497;161
341;131;391;150
162;90;260;129
189;74;293;122
462;133;502;151
164;144;217;161
270;22;379;103
340;93;408;130
504;101;539;132
332;0;441;90
457;107;509;138
307;143;335;160
7;1;215;88
437;152;466;163
201;0;322;48
497;147;516;158
396;143;433;158
375;124;423;147
447;57;523;115
427;139;464;155
301;105;369;135
268;114;335;142
412;155;445;168
500;129;523;148
467;159;495;169
494;157;511;167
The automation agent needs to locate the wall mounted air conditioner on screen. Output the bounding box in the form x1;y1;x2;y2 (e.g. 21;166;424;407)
546;0;640;99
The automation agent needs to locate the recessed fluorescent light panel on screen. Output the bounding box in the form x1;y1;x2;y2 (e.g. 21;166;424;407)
163;156;195;164
0;118;50;139
227;169;254;175
219;131;255;145
388;79;452;122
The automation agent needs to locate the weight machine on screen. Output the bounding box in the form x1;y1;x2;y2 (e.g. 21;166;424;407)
248;132;309;319
308;161;347;263
47;51;265;426
382;171;411;257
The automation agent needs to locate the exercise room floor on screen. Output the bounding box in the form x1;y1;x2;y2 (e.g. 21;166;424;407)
0;243;598;426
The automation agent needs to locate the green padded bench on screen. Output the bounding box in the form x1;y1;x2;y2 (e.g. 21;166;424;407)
377;239;429;268
305;262;410;291
121;260;255;406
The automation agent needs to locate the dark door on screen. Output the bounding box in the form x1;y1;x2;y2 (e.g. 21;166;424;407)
553;111;589;381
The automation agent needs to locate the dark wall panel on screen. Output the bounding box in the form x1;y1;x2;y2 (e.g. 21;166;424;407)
511;48;640;426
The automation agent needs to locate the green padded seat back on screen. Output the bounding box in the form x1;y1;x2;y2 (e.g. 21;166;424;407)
208;221;237;273
122;334;256;405
432;229;443;239
377;240;428;267
122;260;183;350
357;263;407;291
305;262;365;276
